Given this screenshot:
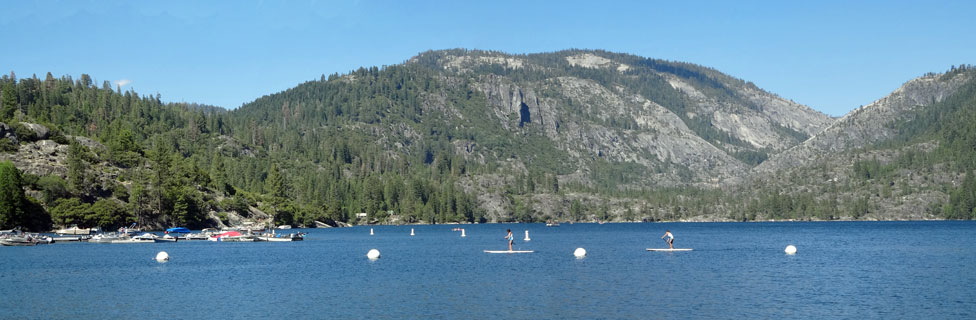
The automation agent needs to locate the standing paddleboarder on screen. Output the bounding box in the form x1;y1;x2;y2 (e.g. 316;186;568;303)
661;230;674;249
505;229;514;251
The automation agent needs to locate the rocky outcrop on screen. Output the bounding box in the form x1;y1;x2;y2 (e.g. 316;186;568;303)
70;135;105;152
413;49;838;187
0;122;19;144
0;139;69;177
664;74;833;151
21;122;50;140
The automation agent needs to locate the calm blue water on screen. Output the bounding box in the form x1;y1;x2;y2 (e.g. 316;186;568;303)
1;221;974;319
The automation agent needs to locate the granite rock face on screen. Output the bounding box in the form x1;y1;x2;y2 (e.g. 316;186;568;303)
0;122;19;144
21;122;50;140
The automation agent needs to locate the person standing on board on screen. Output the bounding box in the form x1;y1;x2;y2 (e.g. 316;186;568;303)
505;229;514;251
661;230;674;249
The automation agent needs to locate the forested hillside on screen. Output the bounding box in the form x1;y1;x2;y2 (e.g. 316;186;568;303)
0;52;973;232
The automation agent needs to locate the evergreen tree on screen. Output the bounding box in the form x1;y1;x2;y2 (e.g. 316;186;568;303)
0;161;26;228
1;81;17;120
265;163;286;199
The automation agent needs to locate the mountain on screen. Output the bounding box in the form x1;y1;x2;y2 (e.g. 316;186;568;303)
223;49;834;221
232;49;831;189
756;68;974;173
734;65;976;220
0;52;973;232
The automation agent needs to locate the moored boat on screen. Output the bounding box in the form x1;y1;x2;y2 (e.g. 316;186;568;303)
89;232;124;243
165;227;191;234
0;235;38;246
154;234;179;243
209;231;261;242
54;225;93;235
111;233;157;244
258;232;305;242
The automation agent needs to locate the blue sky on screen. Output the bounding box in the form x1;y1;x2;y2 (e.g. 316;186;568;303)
2;0;973;116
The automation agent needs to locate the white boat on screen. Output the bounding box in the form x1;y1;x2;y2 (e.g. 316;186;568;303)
257;232;304;242
185;230;216;240
111;233;157;244
154;234;179;243
0;234;38;246
276;225;292;230
55;225;92;235
89;233;124;243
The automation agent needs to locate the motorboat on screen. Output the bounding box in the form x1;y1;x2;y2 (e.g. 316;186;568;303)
111;233;157;243
0;234;38;246
209;231;260;242
276;225;292;230
258;232;305;242
546;221;560;227
54;225;92;235
186;228;219;240
166;227;191;233
89;232;124;243
154;234;179;243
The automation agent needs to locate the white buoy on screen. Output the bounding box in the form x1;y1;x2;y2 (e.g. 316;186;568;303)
410;228;415;236
460;229;466;237
785;245;797;255
370;228;374;235
524;230;531;241
574;247;586;258
367;249;380;259
155;251;169;263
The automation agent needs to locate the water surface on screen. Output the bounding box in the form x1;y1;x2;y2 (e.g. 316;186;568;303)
1;221;973;318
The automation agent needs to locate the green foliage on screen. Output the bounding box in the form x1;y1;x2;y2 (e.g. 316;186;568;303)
944;170;976;219
49;197;90;227
0;161;27;228
88;199;132;229
10;123;36;143
66;141;90;194
1;81;17;120
0;138;17;152
36;175;69;205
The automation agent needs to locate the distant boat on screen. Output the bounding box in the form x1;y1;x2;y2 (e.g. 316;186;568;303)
546;221;560;227
119;223;142;235
209;231;260;242
0;233;39;246
154;234;179;243
111;233;157;244
185;228;218;240
166;227;191;234
55;225;92;235
276;225;292;230
89;233;124;243
258;232;304;242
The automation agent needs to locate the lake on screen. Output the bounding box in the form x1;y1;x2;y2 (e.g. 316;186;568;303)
1;221;974;319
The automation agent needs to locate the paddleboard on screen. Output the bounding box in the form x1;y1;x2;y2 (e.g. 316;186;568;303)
646;248;693;252
484;250;534;253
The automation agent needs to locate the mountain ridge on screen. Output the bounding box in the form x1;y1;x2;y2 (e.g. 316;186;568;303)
0;51;973;232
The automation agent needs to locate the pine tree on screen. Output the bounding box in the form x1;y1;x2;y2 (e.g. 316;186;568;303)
1;81;17;120
0;161;26;229
265;163;286;199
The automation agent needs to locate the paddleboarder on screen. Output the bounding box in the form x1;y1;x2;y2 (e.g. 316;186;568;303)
661;230;674;249
505;229;514;251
